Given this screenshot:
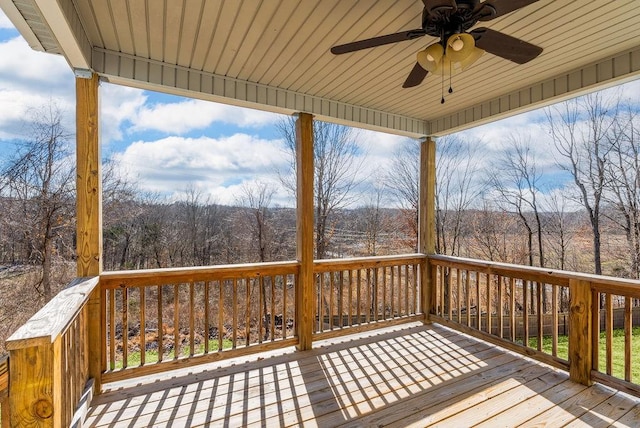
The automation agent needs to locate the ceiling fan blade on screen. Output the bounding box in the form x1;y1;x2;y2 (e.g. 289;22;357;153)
402;62;429;88
471;27;542;64
331;29;426;55
478;0;540;21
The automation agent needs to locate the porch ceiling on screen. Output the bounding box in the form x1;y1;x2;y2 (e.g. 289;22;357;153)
2;0;640;137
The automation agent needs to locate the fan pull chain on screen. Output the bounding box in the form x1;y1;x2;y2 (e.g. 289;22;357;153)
441;73;445;104
449;61;453;94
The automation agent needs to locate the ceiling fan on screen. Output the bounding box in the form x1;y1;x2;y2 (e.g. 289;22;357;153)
330;0;543;94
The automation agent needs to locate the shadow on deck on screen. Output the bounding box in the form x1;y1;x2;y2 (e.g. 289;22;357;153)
86;323;640;427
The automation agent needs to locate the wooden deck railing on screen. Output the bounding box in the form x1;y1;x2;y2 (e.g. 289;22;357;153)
11;253;640;423
0;356;8;428
590;278;640;396
4;276;99;427
99;261;299;383
428;254;640;397
313;254;424;340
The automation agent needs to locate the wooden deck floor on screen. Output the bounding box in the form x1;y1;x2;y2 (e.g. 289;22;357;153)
85;323;640;427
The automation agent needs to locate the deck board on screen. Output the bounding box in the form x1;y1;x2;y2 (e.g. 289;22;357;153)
85;323;640;427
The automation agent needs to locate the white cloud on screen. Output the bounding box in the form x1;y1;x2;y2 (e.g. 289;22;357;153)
130;98;284;134
100;84;148;144
0;36;74;140
112;134;290;205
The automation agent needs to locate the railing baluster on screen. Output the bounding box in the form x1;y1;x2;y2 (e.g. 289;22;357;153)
537;282;543;352
204;281;210;354
606;293;613;375
348;270;353;326
486;272;492;335
497;275;503;339
390;267;395;319
246;279;251;347
233;279;238;348
259;276;264;343
218;280;224;352
510;278;516;342
552;284;558;357
189;282;195;356
158;285;163;362
625;296;632;382
404;264;409;317
476;271;481;330
318;273;324;333
466;270;471;327
270;276;275;341
382;266;387;320
338;271;343;328
123;288;129;368
523;280;529;347
109;289;115;370
366;269;371;323
357;269;362;324
456;269;461;323
283;275;288;339
174;284;180;359
448;267;453;321
140;286;146;365
330;271;335;330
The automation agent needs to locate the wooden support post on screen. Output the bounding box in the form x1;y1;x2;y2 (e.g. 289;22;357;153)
76;73;102;393
419;137;436;321
568;279;593;385
295;113;314;351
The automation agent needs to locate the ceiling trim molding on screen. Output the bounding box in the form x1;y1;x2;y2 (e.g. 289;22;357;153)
92;48;429;138
429;47;640;136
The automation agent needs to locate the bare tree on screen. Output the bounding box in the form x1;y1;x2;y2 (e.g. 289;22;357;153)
386;139;420;250
543;188;576;271
436;136;485;256
361;176;388;256
546;93;619;275
489;135;545;267
471;198;515;263
0;104;75;301
238;181;276;263
279;118;365;259
604;104;640;278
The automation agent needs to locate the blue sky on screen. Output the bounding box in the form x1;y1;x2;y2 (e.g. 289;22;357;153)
1;9;639;209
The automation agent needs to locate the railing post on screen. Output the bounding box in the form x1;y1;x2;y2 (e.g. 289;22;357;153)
568;279;593;385
295;113;314;351
419;137;436;320
76;72;103;393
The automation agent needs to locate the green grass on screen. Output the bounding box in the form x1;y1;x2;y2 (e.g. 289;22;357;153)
113;338;234;369
526;327;640;381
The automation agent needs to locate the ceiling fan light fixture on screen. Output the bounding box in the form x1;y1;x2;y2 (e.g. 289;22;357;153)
460;47;485;70
417;43;443;72
446;33;475;62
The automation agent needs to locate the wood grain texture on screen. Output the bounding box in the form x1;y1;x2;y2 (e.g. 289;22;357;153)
76;74;102;278
569;279;593;386
295;113;314;351
420;137;436;317
6;277;99;350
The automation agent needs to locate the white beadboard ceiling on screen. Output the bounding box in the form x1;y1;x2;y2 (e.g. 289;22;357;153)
2;0;640;137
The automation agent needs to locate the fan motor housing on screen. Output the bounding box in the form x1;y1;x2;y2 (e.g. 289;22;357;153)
422;0;495;39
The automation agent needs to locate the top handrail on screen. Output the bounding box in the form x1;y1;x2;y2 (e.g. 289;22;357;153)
428;254;640;292
5;277;99;350
314;253;426;272
100;260;300;288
